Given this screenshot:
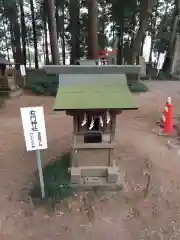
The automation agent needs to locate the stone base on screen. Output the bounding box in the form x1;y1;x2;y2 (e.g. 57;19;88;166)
0;88;23;98
70;177;122;190
0;88;11;97
70;166;120;187
9;88;23;98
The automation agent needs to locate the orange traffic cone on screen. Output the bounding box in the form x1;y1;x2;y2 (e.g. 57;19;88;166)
157;99;169;127
163;97;174;135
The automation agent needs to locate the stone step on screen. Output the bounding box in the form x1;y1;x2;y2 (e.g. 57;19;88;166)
70;166;120;186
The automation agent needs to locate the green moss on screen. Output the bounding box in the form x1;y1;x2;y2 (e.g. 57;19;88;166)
30;153;74;201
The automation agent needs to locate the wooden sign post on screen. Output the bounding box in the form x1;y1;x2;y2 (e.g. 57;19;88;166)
20;106;48;199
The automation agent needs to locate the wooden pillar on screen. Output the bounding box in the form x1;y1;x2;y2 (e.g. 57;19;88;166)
109;112;116;166
72;115;78;167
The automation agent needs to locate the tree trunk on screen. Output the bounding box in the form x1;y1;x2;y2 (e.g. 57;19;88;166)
8;6;22;70
42;33;46;62
149;0;159;63
9;21;16;61
30;0;38;69
117;5;124;64
169;1;179;61
19;0;27;67
99;1;106;51
27;44;31;68
158;1;170;34
118;25;124;64
47;0;60;64
69;0;80;64
14;20;22;67
43;16;50;64
127;11;136;64
132;0;156;64
55;1;60;39
149;14;154;64
140;33;146;56
61;3;66;65
130;11;136;48
112;21;115;44
87;0;98;59
117;36;122;64
3;18;10;61
163;0;180;72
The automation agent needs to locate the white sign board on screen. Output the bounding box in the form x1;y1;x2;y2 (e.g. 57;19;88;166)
20;65;26;76
157;53;165;70
139;56;146;77
20;106;47;151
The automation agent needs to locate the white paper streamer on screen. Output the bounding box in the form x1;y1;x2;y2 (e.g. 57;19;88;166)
81;113;87;126
106;111;111;124
89;117;94;130
99;116;104;127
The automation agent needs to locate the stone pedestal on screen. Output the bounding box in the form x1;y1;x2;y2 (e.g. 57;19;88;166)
0;75;11;96
0;74;22;98
70;166;120;187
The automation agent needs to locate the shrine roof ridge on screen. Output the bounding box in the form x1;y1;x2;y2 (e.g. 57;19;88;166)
44;65;141;75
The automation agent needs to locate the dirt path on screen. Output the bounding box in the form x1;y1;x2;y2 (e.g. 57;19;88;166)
0;81;180;239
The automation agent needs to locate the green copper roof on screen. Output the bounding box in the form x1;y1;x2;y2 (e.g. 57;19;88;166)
53;73;137;110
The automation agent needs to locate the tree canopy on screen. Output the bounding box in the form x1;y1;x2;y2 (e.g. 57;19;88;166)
0;0;178;69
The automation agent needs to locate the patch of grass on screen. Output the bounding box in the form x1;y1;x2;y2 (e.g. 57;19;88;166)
129;81;148;93
30;153;74;202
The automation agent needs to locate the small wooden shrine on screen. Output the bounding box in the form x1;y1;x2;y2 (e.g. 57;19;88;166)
44;65;138;186
99;50;117;65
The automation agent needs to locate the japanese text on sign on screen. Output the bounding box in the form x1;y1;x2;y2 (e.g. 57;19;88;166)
20;107;47;151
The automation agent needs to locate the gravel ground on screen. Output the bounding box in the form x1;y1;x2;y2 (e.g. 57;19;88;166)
0;81;180;239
